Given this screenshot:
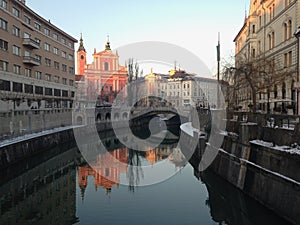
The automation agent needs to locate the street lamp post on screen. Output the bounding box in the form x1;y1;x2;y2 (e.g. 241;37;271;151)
294;27;300;115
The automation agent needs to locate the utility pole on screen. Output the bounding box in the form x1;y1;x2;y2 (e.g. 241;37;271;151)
216;32;220;108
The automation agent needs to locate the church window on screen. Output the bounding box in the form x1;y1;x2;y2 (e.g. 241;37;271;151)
104;62;109;71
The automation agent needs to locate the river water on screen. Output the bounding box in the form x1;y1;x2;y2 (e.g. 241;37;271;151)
0;127;292;225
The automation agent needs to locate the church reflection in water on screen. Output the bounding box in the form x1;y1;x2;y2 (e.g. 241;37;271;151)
77;145;186;197
78;148;128;196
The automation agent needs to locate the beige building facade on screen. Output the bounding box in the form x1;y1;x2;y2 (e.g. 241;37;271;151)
0;0;77;137
142;69;218;108
234;0;299;114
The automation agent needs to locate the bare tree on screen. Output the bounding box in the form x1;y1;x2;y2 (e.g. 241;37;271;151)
222;53;295;113
127;58;143;106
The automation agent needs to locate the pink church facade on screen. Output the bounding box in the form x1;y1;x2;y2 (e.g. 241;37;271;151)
77;36;128;104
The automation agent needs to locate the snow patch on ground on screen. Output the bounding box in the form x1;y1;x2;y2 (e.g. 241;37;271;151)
250;139;300;155
180;122;202;137
0;125;83;148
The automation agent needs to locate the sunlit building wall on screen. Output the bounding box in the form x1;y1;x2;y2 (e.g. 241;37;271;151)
0;0;77;136
234;0;298;113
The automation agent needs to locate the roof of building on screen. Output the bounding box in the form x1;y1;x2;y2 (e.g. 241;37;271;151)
15;0;77;42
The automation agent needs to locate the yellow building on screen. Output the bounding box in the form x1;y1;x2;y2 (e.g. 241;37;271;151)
234;0;298;114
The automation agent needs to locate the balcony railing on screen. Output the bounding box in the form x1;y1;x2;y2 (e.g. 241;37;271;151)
22;38;40;49
23;56;40;66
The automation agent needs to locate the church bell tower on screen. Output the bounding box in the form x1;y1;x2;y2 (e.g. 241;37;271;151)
77;33;87;75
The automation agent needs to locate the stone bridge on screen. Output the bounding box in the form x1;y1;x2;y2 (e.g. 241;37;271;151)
73;105;191;126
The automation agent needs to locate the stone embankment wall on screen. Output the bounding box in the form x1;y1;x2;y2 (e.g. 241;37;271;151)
183;111;300;225
0;109;72;139
0;128;75;169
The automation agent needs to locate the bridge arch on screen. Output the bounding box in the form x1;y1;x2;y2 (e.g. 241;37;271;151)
114;112;120;120
122;112;128;119
96;113;101;122
76;116;83;125
105;113;111;121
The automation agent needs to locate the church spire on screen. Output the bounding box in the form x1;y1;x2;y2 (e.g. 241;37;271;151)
78;33;86;52
105;35;111;50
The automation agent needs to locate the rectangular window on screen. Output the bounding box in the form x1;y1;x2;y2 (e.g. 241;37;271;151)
25;68;31;77
12;7;20;17
24;50;31;57
0;60;8;71
35;71;42;79
62;90;68;97
68;42;72;48
54;61;59;70
45;73;51;81
69;79;74;86
53;33;58;40
44;43;50;51
69;67;74;74
35;54;42;63
259;15;262;28
12;45;21;56
62;78;67;85
54;76;59;83
54;89;61;96
284;53;287;68
13;82;22;92
24;15;31;25
35;86;43;95
0;0;7;9
45;87;52;96
0;18;8;30
61;51;66;58
0;79;10;91
61;38;66;45
24;84;33;94
62;64;67;72
288;51;292;67
44;28;50;36
252;48;255;58
13;65;21;75
53;47;59;55
68;54;74;61
12;26;20;37
0;39;8;51
45;58;51;67
23;32;30;39
34;22;41;30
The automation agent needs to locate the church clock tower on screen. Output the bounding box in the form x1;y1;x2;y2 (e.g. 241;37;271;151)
77;34;86;75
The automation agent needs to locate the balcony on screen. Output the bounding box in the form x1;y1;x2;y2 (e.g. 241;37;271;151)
22;38;40;49
23;56;40;66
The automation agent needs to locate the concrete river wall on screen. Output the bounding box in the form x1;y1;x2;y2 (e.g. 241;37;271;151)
181;113;300;225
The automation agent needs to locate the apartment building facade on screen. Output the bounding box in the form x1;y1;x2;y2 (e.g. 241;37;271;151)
141;69;218;108
234;0;299;113
0;0;77;136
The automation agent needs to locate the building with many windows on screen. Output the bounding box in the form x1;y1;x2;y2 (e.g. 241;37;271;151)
0;0;77;137
234;0;299;114
141;69;218;108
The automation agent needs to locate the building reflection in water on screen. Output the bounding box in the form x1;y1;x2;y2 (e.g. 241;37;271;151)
0;148;78;225
78;148;128;196
77;146;186;196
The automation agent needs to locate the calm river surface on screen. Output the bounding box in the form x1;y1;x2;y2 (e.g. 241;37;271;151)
0;128;292;225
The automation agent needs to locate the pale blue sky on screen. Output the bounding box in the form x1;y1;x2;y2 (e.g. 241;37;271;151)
27;0;246;77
